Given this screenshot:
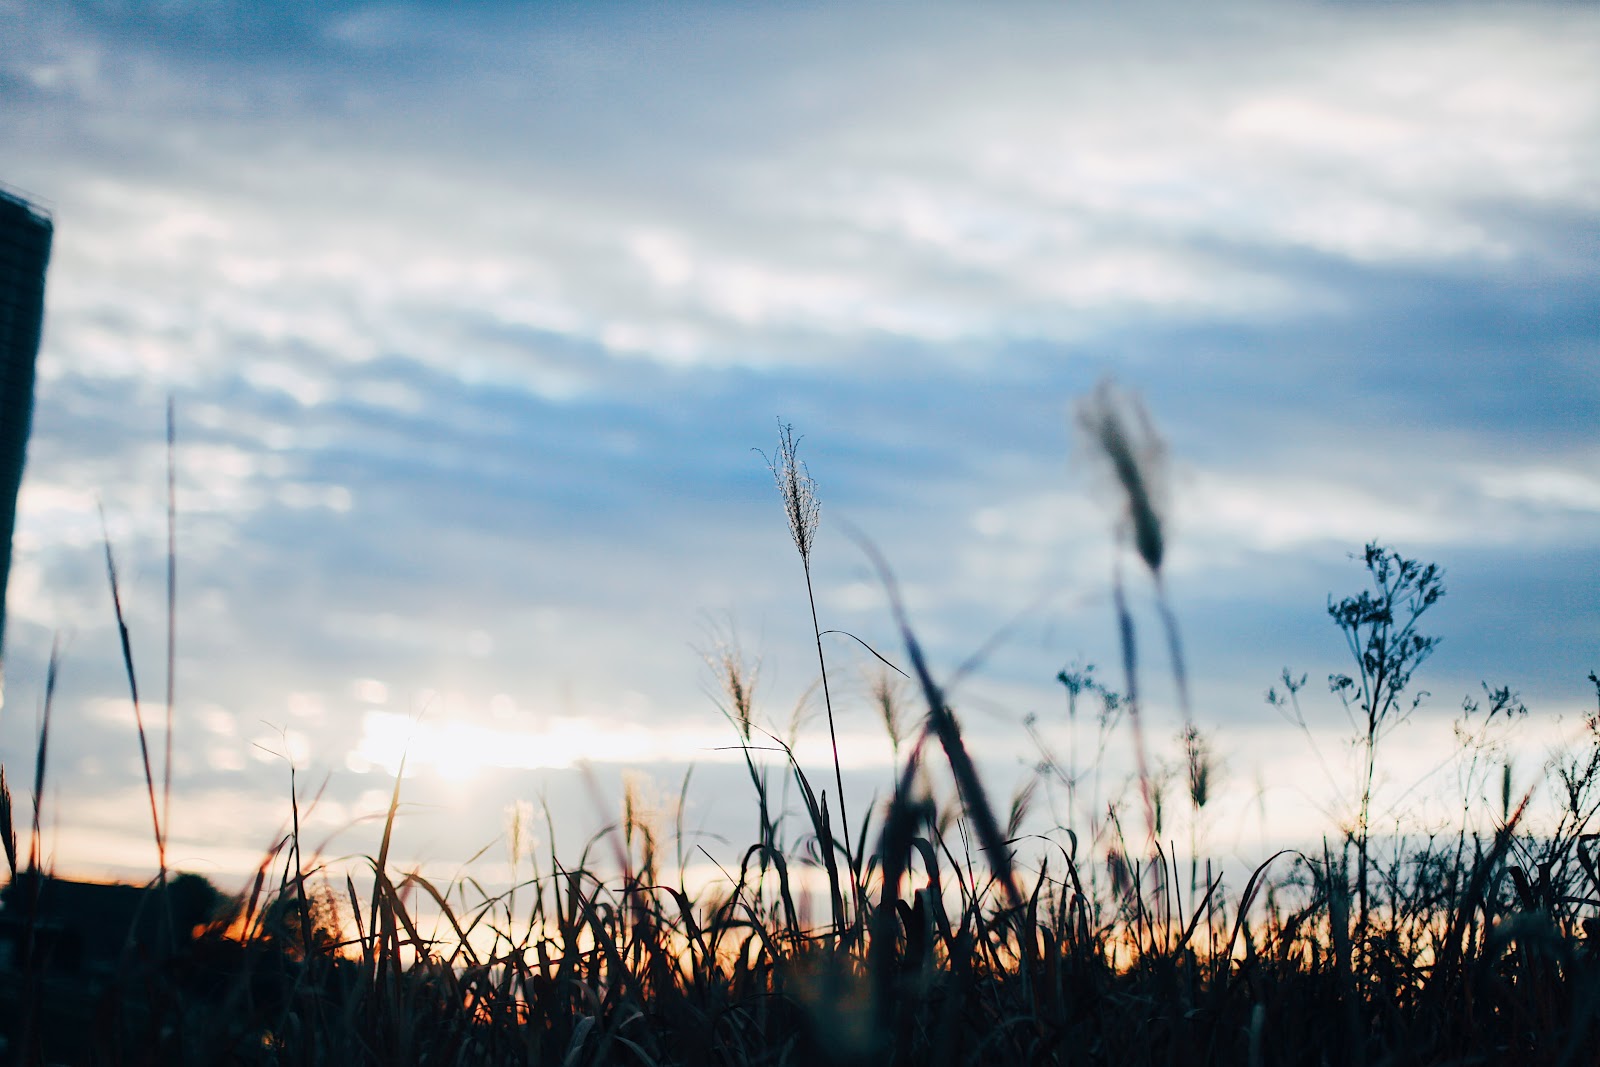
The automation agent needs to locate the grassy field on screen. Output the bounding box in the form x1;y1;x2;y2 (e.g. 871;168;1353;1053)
1;395;1597;1065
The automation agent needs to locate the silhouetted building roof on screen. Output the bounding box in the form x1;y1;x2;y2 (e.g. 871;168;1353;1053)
0;871;219;977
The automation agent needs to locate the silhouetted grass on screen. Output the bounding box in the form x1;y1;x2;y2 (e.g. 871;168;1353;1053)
1;401;1598;1066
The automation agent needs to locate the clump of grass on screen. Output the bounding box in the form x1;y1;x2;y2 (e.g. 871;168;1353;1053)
1;408;1597;1066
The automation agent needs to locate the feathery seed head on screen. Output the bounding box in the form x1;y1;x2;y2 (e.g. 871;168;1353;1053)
708;639;758;742
762;420;820;566
870;668;905;754
622;771;660;865
505;799;535;869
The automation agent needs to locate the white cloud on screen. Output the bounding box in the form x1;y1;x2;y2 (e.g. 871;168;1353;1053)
11;1;1594;394
1477;463;1600;513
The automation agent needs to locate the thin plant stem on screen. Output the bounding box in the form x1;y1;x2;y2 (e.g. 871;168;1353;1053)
802;555;850;877
1114;554;1157;846
164;397;176;865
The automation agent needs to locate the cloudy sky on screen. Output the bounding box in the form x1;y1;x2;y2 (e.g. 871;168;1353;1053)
1;0;1596;890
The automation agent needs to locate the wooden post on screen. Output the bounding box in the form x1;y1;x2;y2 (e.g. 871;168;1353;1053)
0;189;53;670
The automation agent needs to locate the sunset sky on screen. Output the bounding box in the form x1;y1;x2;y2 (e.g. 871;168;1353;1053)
1;0;1596;888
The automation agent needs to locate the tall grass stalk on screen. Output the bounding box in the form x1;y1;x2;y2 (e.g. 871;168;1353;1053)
1075;379;1180;845
760;421;855;927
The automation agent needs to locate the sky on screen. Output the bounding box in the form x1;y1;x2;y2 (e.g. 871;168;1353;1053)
0;0;1596;893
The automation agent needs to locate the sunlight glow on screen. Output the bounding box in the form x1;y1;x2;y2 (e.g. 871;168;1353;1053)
351;710;691;779
345;706;898;782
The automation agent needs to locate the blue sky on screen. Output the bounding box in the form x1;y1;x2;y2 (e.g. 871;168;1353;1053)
0;0;1596;888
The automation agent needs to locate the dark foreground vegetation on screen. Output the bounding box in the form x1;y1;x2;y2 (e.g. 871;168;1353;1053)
2;397;1597;1065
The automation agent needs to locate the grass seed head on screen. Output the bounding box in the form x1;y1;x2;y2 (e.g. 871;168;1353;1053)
763;420;821;567
1183;724;1214;812
709;639;758;742
870;667;905;754
1074;377;1170;575
506;799;535;869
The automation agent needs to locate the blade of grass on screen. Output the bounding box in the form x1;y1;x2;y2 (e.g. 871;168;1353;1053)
27;637;58;875
99;504;165;876
854;531;1023;912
